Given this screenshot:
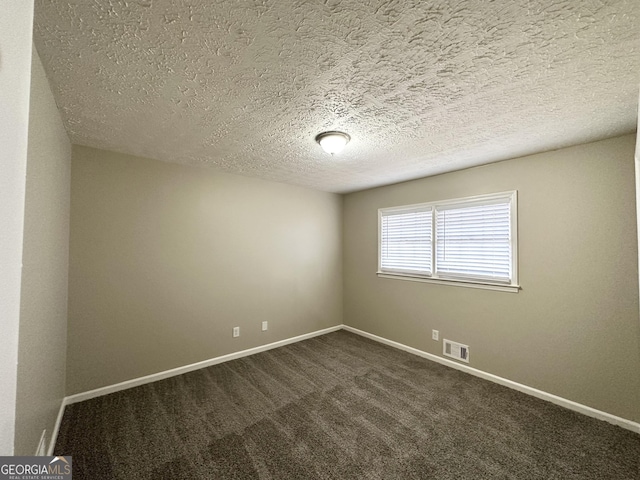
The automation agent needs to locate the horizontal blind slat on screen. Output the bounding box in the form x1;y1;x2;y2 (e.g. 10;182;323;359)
436;199;512;281
381;209;432;275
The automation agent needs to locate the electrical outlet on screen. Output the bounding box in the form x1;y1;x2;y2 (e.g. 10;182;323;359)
262;321;268;331
432;330;439;341
233;327;240;338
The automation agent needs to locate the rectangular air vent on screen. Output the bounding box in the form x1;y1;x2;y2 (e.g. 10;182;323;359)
443;339;469;363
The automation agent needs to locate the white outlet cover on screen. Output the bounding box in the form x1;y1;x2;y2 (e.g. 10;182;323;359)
233;327;240;337
262;321;268;331
432;330;439;341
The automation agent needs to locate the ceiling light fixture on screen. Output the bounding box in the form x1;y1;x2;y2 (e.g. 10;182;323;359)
315;131;350;155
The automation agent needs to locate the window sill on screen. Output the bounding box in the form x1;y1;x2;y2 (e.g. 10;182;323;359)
376;272;520;293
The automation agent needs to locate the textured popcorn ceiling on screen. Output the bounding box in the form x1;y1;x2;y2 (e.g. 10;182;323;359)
34;0;639;193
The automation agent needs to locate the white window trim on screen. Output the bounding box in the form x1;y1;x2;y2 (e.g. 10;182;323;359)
377;191;520;293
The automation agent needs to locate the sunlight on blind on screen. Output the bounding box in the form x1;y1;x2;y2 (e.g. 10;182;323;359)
435;201;511;282
380;209;432;275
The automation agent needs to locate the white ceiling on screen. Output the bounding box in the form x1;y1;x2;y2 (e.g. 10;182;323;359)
34;0;639;193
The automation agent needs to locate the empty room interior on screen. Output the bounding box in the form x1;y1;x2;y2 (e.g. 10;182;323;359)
2;0;640;478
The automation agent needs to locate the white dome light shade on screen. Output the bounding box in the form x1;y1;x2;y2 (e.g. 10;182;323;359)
315;131;350;155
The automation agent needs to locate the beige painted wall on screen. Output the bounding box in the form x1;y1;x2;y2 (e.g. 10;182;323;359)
344;134;640;422
14;48;71;455
67;146;343;395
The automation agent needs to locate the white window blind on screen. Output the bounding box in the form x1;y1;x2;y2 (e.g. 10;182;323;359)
436;199;512;283
378;191;518;291
380;208;432;275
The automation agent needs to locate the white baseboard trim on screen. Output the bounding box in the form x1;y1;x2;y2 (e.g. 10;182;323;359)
64;325;343;406
35;429;47;456
52;322;639;455
48;399;66;456
343;325;640;434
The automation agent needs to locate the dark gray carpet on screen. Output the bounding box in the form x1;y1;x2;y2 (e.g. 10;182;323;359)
55;330;640;479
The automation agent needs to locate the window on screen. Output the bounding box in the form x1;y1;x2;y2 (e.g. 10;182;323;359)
378;191;518;292
380;206;433;275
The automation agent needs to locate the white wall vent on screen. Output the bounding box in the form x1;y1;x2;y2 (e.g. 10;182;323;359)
443;339;469;363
